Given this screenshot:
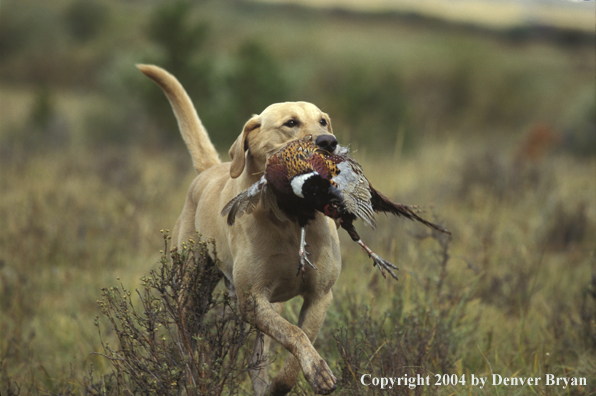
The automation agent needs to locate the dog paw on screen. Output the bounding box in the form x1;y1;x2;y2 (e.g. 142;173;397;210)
305;358;337;395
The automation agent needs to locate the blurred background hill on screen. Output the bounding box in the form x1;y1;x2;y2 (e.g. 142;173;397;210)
258;0;595;32
1;0;594;152
0;0;595;394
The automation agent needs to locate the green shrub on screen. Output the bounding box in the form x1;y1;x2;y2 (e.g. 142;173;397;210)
64;0;109;43
141;0;212;143
210;40;290;145
329;67;411;153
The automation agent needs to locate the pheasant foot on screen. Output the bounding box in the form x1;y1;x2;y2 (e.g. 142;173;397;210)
297;227;317;279
357;239;399;280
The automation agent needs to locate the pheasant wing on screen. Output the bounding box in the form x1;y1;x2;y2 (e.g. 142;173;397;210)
331;157;376;228
221;176;267;225
260;183;288;222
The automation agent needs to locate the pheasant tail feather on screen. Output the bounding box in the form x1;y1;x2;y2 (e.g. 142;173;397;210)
370;186;451;235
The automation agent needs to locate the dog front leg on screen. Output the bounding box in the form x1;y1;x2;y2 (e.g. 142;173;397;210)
269;291;334;396
241;294;336;395
249;302;284;396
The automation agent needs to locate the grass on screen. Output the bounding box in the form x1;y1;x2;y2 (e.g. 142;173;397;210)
1;136;593;394
0;0;595;394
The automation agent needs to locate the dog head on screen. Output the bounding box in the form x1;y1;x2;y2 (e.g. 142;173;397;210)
229;102;337;179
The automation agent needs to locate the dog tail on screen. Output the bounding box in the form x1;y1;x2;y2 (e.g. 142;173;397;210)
137;64;221;174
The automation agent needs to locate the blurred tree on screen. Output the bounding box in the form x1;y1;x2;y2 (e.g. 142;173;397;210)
96;2;291;148
228;41;289;120
0;2;65;85
335;68;411;152
193;40;290;147
193;40;290;146
563;90;596;157
0;3;31;59
30;85;54;131
147;0;209;85
19;85;70;147
63;0;109;43
142;0;212;143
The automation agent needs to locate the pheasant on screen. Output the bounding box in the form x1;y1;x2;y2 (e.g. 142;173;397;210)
221;135;450;280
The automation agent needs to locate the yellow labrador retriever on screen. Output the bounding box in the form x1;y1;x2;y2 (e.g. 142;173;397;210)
138;64;341;395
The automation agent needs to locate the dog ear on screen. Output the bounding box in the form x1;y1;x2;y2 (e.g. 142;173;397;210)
229;116;260;178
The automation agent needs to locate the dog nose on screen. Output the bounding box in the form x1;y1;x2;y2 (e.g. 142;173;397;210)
315;135;338;153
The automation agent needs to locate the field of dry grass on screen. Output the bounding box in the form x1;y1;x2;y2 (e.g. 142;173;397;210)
1;0;594;394
2;136;594;395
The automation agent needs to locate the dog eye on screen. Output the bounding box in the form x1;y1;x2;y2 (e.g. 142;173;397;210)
320;118;328;127
284;119;299;128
